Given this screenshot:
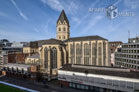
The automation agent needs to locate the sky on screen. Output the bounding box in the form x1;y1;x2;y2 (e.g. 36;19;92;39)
0;0;139;42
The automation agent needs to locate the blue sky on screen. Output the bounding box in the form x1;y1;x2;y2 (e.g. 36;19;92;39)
0;0;139;42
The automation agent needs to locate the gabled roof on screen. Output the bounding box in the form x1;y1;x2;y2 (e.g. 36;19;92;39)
24;39;65;47
57;9;69;26
24;41;38;48
64;35;108;42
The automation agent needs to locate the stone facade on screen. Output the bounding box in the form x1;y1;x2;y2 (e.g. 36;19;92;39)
57;10;70;41
66;40;109;66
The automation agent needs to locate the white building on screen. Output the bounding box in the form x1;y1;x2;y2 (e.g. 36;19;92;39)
58;64;139;92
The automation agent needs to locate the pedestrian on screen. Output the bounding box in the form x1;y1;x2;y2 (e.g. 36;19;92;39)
43;79;46;87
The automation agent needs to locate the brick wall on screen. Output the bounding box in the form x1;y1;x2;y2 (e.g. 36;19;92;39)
8;53;29;63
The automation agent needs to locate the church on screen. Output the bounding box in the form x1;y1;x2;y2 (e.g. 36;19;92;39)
23;10;110;79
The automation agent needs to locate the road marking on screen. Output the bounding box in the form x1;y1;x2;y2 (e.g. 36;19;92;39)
0;81;39;92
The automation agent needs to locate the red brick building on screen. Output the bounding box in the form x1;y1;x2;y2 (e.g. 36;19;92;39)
109;41;123;66
8;53;29;63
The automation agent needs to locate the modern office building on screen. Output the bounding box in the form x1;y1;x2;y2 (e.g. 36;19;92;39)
58;64;139;92
2;42;27;54
115;37;139;70
0;42;28;64
0;39;11;53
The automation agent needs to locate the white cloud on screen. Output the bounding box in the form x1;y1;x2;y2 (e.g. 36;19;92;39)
90;0;100;8
39;19;56;38
68;1;79;15
0;11;8;17
114;0;122;6
74;0;100;26
123;0;139;9
41;0;64;11
0;29;31;41
85;16;103;30
34;28;39;33
40;0;79;14
11;0;28;20
77;15;103;35
40;0;82;25
71;17;80;23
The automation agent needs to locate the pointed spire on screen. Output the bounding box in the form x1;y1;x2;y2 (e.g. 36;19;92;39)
57;9;69;26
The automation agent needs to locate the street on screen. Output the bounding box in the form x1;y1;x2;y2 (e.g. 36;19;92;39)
0;76;87;92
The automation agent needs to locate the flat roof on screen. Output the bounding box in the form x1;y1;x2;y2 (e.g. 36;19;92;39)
59;64;139;79
4;63;31;69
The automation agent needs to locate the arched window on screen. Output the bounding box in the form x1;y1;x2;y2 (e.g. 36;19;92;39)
59;36;61;39
63;27;66;31
84;43;90;65
70;44;75;64
103;42;106;66
63;36;65;39
59;27;61;31
92;43;96;65
51;47;57;69
98;43;102;66
44;48;48;69
76;44;82;64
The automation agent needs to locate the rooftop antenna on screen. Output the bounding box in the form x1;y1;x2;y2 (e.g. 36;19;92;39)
128;30;130;39
136;33;138;38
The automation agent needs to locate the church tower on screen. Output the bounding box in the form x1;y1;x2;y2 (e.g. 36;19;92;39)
57;10;70;41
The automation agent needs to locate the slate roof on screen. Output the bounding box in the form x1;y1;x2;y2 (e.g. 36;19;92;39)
24;41;38;48
64;35;108;42
38;38;65;47
24;38;65;47
24;35;107;47
59;64;139;79
57;9;69;26
109;41;123;44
